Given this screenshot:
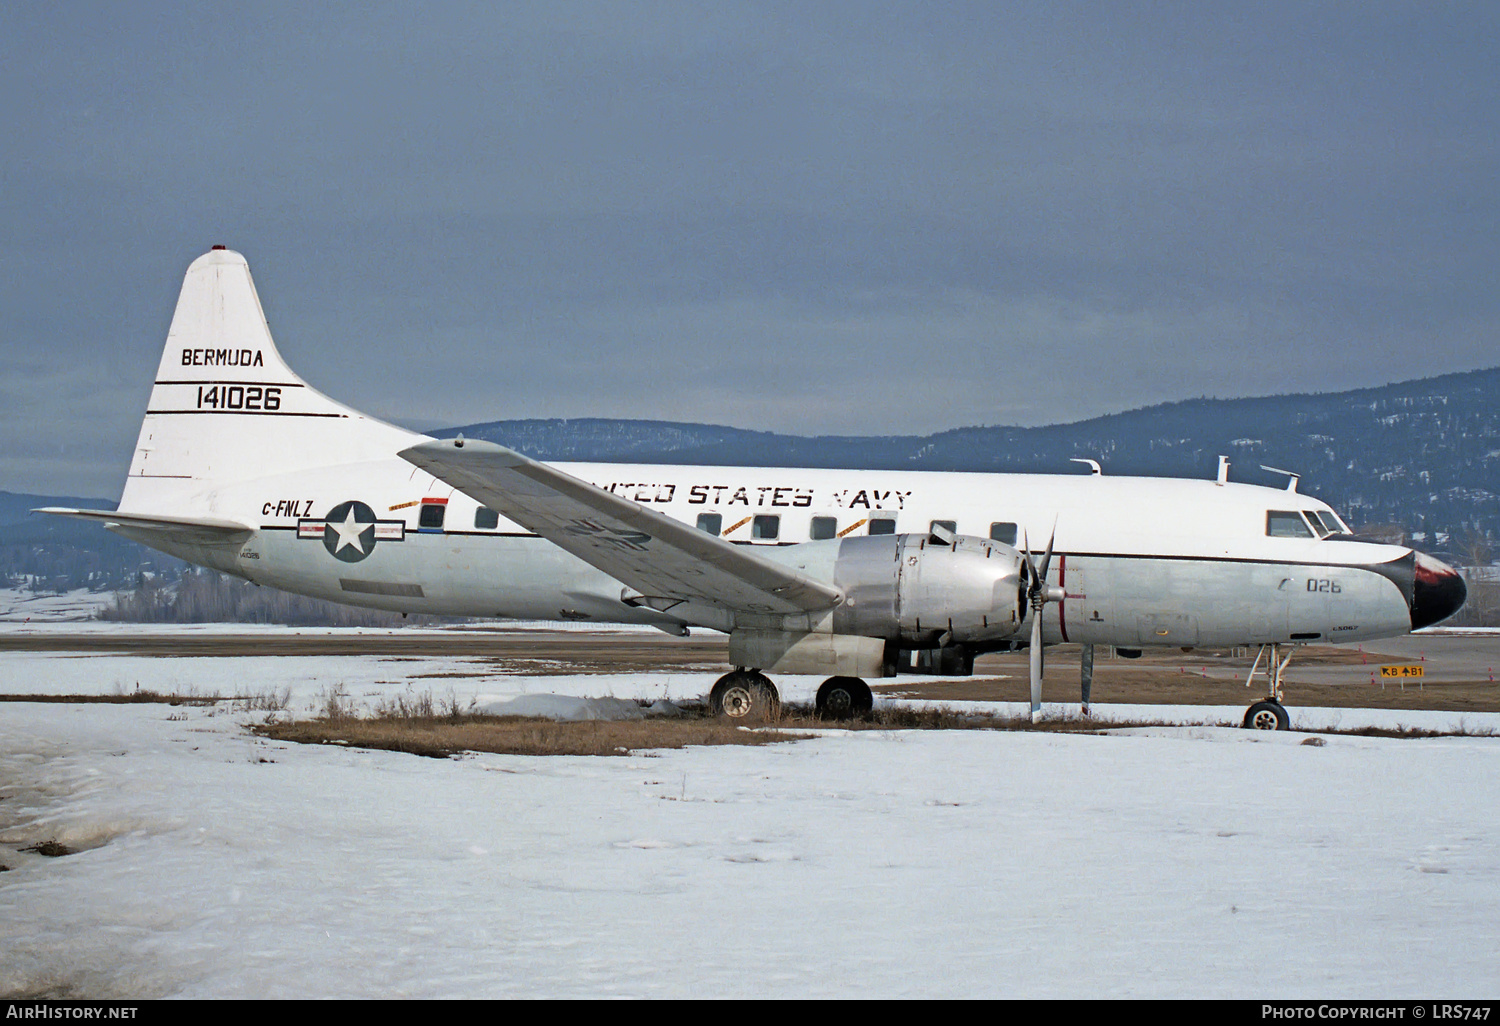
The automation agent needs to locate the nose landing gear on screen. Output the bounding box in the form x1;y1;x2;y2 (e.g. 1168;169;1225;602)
1242;643;1296;730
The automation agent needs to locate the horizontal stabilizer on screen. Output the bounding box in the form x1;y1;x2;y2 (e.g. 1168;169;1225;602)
399;438;843;617
34;507;253;544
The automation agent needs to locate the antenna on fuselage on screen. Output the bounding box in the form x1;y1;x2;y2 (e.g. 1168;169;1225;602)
1260;465;1301;493
1070;458;1102;475
1216;455;1230;486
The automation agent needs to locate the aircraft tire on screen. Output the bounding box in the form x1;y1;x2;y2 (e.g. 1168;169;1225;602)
1243;700;1290;731
710;671;780;722
815;676;873;719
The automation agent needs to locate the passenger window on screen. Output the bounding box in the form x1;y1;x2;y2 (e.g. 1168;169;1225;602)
1266;511;1312;538
989;522;1018;545
930;520;957;535
810;516;837;540
868;517;896;535
697;513;723;535
752;515;780;541
419;502;446;530
474;507;499;530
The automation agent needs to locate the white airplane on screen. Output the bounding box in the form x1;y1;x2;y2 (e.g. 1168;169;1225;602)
41;248;1467;728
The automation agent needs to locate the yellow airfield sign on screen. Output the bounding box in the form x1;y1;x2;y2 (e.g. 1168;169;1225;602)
1379;665;1425;679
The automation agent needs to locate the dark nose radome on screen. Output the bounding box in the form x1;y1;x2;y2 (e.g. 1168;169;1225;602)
1410;551;1467;630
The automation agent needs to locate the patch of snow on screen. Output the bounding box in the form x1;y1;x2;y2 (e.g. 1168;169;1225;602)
0;588;117;623
481;694;647;721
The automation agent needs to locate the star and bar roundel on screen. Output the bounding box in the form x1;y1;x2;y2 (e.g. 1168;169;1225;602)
296;501;406;562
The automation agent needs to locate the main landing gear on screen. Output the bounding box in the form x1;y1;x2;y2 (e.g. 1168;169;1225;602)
815;676;874;719
708;670;875;721
708;670;780;721
1242;643;1295;730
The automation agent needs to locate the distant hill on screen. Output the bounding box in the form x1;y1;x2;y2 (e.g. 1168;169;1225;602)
451;366;1500;556
0;490;182;595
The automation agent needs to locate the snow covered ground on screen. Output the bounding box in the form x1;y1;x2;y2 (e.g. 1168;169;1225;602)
0;587;117;623
1;626;1498;998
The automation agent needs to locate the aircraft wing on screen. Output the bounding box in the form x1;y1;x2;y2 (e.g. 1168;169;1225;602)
398;439;843;617
35;508;253;544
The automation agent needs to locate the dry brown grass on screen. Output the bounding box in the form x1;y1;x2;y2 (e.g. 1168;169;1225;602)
0;691;222;705
254;713;803;758
253;697;1498;760
248;702;1220;760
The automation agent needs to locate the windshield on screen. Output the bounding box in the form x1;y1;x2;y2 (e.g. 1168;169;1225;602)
1312;509;1352;536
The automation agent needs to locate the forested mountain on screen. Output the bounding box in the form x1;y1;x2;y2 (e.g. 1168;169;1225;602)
454;366;1500;555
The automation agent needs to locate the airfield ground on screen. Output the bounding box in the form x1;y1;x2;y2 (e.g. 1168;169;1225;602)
4;623;1499;997
0;626;1494;714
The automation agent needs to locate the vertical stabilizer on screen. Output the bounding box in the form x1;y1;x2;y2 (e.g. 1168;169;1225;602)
120;248;420;513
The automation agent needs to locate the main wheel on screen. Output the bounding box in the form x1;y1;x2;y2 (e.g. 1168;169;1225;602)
710;671;781;722
1243;700;1290;731
815;676;874;719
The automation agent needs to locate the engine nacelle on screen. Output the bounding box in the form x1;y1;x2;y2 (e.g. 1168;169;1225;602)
829;533;1027;646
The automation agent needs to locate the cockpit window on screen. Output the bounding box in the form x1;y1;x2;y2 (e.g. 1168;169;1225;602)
1267;511;1314;538
1309;510;1346;536
1302;512;1331;538
1317;510;1352;535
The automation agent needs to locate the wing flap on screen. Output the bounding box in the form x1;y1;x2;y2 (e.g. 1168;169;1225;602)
398;439;842;616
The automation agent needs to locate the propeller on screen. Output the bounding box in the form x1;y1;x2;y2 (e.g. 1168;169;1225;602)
1023;525;1064;723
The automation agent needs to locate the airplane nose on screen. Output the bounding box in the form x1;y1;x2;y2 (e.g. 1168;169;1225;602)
1410;551;1467;630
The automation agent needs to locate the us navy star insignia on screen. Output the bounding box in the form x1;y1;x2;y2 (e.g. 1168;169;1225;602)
295;500;407;562
329;506;371;555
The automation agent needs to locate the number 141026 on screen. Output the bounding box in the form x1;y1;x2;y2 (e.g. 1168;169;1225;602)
197;385;281;411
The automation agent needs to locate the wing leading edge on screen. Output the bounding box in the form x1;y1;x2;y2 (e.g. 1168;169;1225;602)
398;438;843;618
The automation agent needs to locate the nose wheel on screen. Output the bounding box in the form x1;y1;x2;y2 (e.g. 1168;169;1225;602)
1242;644;1297;730
1243;699;1290;730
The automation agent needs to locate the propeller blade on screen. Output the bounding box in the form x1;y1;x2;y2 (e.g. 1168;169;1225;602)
1036;521;1057;586
1029;604;1044;723
1080;643;1094;717
1023;521;1060;724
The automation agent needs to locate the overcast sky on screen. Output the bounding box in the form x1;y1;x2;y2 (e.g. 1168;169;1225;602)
3;1;1497;496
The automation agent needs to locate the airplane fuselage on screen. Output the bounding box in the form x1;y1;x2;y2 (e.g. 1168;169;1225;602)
158;456;1424;654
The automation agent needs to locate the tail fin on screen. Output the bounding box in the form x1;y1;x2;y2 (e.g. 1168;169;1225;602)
120;247;419;513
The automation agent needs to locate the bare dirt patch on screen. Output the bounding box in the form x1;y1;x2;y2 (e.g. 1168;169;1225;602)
876;672;1500;712
20;840;75;857
0;630;731;667
880;645;1500;713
